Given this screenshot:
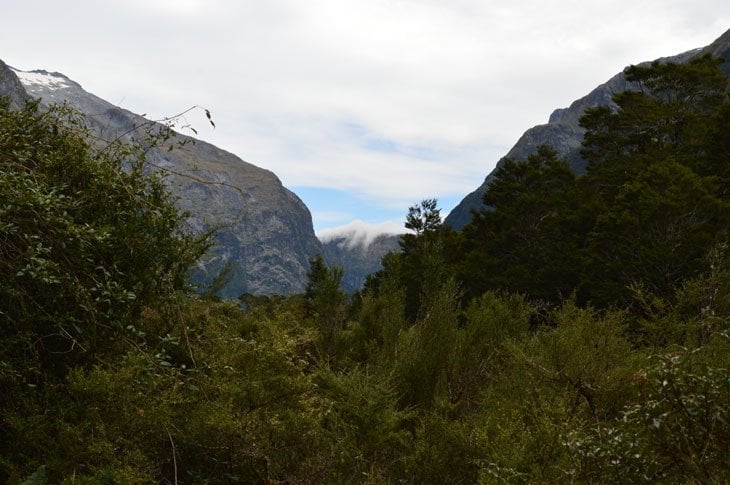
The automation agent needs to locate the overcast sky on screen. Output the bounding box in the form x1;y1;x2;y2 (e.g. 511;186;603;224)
3;1;730;232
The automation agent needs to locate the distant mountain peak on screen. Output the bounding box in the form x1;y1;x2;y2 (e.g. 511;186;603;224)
11;67;76;91
318;219;405;250
319;220;403;292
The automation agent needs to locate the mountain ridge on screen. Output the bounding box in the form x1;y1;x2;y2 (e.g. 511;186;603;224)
318;219;404;248
317;220;404;293
0;60;30;108
2;63;324;297
321;233;402;294
445;28;730;230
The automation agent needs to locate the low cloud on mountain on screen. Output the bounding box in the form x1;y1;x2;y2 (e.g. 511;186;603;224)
318;219;405;250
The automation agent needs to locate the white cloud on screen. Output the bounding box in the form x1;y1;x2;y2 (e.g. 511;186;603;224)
318;219;406;249
2;1;730;225
124;0;211;16
312;210;355;224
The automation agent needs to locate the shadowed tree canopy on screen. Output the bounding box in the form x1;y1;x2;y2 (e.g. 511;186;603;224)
578;54;730;305
459;145;582;302
458;54;730;307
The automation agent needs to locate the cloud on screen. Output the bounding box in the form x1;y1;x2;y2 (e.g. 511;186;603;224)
3;1;730;227
125;0;210;16
312;211;355;224
318;219;406;249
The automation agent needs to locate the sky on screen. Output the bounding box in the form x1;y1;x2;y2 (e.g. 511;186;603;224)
2;1;730;233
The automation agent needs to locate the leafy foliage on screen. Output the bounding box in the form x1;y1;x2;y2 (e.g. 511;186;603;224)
0;98;207;384
566;335;730;483
404;198;441;235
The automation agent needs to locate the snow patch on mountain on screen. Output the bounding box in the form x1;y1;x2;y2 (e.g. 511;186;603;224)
11;68;72;91
318;219;405;249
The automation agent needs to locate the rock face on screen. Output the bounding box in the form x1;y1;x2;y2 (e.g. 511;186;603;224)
1;62;323;297
319;221;403;293
0;60;30;108
445;28;730;230
703;28;730;75
321;234;401;293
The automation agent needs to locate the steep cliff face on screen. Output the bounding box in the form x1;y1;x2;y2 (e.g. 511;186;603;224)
0;60;29;108
445;29;730;230
321;235;401;293
703;28;730;74
319;221;403;293
3;64;323;297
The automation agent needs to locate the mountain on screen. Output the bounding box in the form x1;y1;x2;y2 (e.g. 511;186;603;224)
445;28;730;230
1;61;323;297
319;221;403;293
0;60;29;108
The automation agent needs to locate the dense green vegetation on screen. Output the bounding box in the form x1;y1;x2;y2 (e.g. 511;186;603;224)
2;55;729;483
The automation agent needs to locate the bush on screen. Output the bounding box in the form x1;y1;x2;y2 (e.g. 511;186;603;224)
0;98;207;482
0;98;207;379
566;333;730;482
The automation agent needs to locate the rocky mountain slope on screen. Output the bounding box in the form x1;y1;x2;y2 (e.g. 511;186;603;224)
445;28;730;230
319;221;403;293
1;61;323;297
0;60;29;108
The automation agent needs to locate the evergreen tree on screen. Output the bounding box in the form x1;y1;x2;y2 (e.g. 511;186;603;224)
460;146;582;302
581;161;726;306
578;54;730;306
370;198;460;321
304;255;347;358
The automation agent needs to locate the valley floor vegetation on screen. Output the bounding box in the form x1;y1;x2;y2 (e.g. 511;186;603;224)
1;55;729;483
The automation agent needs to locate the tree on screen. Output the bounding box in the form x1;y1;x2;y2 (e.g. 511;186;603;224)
459;146;582;302
581;54;729;201
581;161;726;306
304;255;347;358
405;198;441;235
577;55;730;306
0;99;208;374
382;199;461;321
0;98;210;482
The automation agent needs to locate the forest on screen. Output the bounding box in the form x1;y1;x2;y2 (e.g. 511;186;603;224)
1;55;729;483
